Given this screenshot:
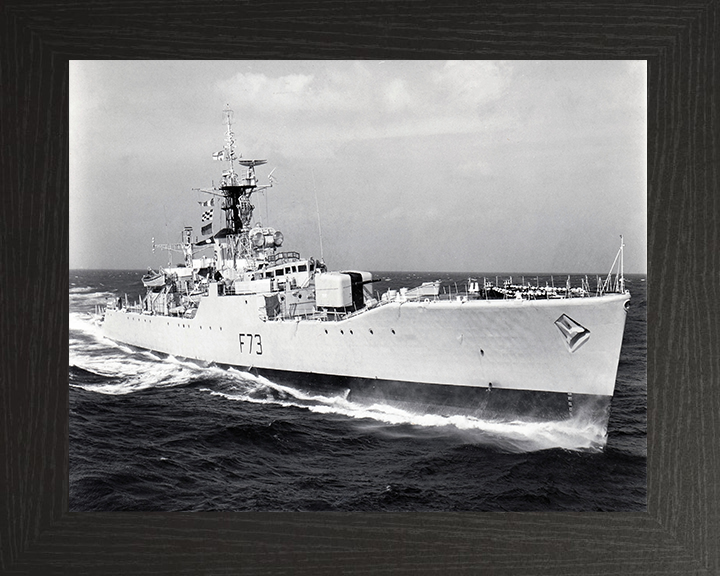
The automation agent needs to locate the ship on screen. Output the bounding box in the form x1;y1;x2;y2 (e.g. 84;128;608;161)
101;108;630;431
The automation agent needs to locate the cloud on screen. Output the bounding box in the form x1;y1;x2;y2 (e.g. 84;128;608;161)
219;61;512;120
383;78;414;111
217;72;315;112
433;61;510;108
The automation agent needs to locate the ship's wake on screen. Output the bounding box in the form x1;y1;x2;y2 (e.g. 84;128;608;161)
70;310;219;395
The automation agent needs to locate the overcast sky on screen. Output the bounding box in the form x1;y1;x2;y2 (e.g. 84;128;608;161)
70;60;646;273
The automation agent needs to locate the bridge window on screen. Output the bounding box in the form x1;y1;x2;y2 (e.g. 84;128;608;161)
298;264;307;272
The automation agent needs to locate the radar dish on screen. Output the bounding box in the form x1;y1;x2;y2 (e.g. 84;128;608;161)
238;159;267;167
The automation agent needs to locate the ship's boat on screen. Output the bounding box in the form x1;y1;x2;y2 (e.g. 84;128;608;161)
101;108;630;432
403;281;441;299
141;270;165;288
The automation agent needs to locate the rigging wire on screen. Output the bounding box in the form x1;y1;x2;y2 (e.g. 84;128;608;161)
312;168;324;261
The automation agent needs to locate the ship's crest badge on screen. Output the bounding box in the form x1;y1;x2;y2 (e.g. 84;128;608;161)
554;314;590;353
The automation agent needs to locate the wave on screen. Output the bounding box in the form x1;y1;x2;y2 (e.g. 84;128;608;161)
69;291;119;315
69;286;104;294
200;372;607;453
69;353;228;396
69;310;105;333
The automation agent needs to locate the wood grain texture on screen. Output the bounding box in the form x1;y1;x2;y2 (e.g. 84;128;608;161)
1;1;717;574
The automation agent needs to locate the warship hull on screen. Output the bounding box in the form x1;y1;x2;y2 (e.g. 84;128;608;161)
103;289;629;421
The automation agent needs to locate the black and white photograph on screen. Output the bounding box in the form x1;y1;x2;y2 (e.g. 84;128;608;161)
69;60;646;512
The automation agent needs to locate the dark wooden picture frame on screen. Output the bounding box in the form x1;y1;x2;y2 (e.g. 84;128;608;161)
1;2;717;574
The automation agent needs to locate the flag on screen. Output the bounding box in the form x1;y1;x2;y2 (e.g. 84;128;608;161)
212;150;226;161
197;198;214;207
201;207;213;235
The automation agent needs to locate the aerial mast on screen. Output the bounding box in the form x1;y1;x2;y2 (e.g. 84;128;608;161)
223;107;238;186
210;108;274;264
619;234;625;293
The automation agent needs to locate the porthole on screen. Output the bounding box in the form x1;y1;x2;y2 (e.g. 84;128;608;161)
324;329;328;334
340;330;344;335
481;349;485;356
391;329;396;334
369;329;374;334
349;330;353;335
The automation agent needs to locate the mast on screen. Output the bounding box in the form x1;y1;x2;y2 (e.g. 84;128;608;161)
225;108;236;183
619;234;625;293
207;108;274;266
602;235;626;294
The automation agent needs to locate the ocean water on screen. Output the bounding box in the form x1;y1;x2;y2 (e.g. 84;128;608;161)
69;270;646;511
